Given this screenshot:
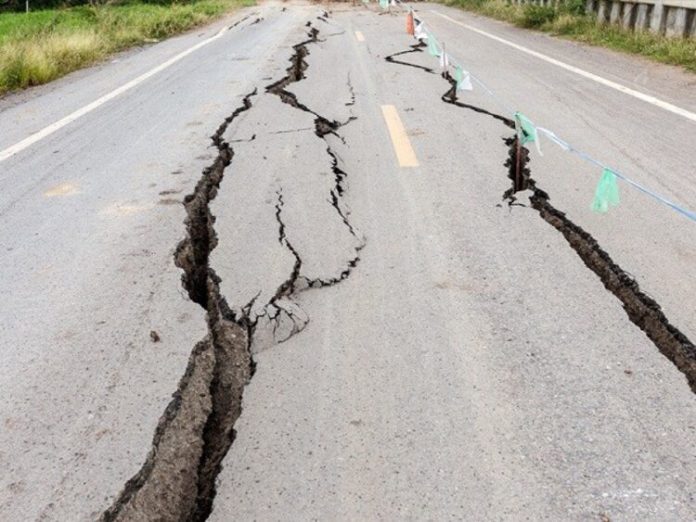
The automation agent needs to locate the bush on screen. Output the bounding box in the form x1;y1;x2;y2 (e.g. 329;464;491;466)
521;4;556;28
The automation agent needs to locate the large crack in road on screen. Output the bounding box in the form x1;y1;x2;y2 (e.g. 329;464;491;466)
101;87;257;522
386;43;696;394
101;15;364;521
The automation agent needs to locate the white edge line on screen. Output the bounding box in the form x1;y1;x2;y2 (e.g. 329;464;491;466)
0;25;229;163
431;11;696;124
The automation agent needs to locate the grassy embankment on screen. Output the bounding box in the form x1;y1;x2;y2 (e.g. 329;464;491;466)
0;0;253;94
444;0;696;72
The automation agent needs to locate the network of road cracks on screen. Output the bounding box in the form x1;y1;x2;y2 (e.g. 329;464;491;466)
99;8;696;521
101;13;364;521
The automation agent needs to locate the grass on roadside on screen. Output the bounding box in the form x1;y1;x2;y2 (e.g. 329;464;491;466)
444;0;696;72
0;0;254;94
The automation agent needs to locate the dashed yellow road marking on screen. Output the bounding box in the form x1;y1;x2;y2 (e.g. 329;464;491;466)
381;105;419;168
355;30;365;42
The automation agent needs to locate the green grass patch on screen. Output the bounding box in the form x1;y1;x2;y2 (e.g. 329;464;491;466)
0;0;254;94
444;0;696;72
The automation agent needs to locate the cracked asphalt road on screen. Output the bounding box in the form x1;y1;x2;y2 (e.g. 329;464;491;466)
1;2;695;520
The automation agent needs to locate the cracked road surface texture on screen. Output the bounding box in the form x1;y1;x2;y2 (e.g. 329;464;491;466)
1;2;695;521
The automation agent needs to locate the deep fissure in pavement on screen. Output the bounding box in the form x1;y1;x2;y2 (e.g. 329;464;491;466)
101;89;257;522
172;87;261;522
102;16;366;521
386;45;696;393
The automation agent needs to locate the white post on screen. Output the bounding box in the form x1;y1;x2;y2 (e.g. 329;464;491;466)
650;1;666;35
635;3;649;31
666;7;688;38
609;1;621;24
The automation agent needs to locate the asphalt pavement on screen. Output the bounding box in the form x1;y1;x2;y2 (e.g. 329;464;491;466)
1;2;695;520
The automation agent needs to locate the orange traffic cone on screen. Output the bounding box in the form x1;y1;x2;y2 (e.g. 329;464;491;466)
406;11;415;36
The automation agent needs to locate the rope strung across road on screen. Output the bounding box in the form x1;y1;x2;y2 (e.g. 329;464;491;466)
373;0;696;224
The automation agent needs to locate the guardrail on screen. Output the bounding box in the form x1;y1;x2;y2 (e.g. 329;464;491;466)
508;0;696;38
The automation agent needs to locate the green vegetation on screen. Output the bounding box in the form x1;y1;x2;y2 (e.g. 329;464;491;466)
0;0;253;94
444;0;696;72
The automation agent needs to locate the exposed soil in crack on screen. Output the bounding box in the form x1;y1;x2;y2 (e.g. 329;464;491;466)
100;338;214;522
386;46;696;393
529;188;696;393
174;89;255;308
101;89;257;522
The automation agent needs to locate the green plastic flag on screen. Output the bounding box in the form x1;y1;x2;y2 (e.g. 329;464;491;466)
514;111;542;155
591;168;620;213
514;112;537;145
427;34;440;57
454;66;473;91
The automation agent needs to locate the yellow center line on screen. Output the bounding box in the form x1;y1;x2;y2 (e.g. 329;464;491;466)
355;30;365;42
381;105;419;168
